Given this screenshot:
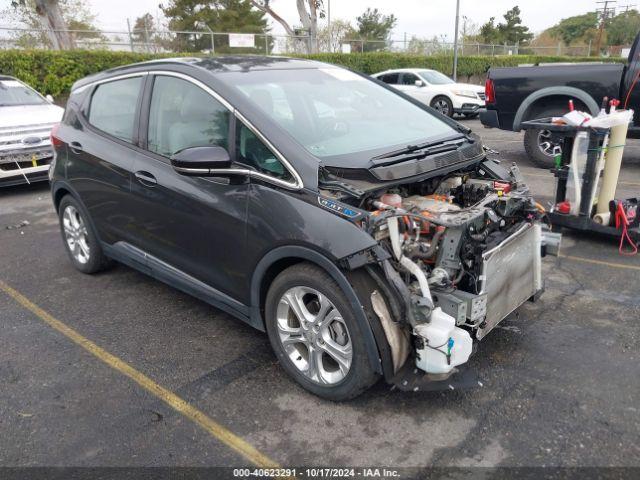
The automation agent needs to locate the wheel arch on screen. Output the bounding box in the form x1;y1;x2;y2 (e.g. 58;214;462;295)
250;245;384;375
513;86;599;131
51;180;103;245
52;183;73;212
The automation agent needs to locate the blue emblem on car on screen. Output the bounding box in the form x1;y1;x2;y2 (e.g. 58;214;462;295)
317;196;360;219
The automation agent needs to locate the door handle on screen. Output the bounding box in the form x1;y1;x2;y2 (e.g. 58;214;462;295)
69;141;83;154
134;170;157;187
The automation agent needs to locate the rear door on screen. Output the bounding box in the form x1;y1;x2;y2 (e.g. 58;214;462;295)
126;72;250;300
66;74;145;245
376;72;400;87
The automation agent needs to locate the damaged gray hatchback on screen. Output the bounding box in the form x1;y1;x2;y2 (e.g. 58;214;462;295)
50;56;556;400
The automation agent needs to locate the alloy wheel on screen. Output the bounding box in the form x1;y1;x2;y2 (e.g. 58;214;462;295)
62;205;90;264
433;99;450;116
537;129;562;158
276;286;353;385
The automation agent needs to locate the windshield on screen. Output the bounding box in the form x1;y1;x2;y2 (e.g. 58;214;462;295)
418;70;455;85
0;79;46;106
227;68;457;159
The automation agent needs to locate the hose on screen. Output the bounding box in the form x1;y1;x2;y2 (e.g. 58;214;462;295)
404;230;444;260
624;67;640;110
387;217;434;309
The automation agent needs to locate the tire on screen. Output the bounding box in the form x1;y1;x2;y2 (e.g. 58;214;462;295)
430;95;454;117
58;195;112;274
522;106;572;169
523;128;560;169
265;262;379;401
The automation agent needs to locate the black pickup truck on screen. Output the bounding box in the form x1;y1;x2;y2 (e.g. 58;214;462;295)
481;34;640;167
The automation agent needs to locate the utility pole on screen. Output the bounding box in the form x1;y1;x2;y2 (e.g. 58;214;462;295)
126;18;134;52
453;0;460;81
595;1;617;55
327;0;331;53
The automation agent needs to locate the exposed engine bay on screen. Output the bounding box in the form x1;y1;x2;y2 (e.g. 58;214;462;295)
319;156;555;383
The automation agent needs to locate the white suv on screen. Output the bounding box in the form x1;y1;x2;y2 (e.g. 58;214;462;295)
372;68;485;118
0;76;64;187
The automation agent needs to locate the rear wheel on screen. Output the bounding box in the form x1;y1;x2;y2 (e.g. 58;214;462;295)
265;263;379;401
58;195;112;274
524;128;561;169
430;95;454;117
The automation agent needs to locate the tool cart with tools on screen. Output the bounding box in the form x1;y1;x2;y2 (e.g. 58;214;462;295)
522;98;638;256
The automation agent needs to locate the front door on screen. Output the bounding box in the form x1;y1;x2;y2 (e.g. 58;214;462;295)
126;74;249;301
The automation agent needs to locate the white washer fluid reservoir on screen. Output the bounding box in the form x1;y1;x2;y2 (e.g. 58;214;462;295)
414;307;473;374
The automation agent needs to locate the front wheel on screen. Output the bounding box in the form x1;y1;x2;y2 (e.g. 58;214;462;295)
265;263;379;401
430;95;454;117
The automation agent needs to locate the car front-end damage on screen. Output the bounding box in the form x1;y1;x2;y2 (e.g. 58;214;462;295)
319;146;558;390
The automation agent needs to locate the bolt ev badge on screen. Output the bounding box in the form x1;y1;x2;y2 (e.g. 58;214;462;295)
318;196;360;219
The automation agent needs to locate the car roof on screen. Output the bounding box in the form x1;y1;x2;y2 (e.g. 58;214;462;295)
71;56;333;91
0;75;17;81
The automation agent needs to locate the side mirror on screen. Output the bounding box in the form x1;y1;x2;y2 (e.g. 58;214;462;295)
46;94;54;103
170;146;231;176
414;80;424;87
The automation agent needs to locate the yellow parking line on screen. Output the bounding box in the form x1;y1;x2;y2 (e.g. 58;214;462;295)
559;254;640;271
0;280;279;469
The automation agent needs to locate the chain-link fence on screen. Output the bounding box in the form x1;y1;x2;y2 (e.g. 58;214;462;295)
0;26;630;57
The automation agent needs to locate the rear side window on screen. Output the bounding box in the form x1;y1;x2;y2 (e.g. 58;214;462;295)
379;73;399;84
88;77;142;143
147;76;230;157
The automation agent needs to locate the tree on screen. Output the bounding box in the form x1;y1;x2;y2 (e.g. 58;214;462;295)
317;19;356;53
477;7;533;45
132;13;155;44
160;0;270;52
355;7;397;51
607;9;640;46
460;15;480;43
479;17;500;44
6;0;103;49
547;12;598;45
496;6;533;44
249;1;324;53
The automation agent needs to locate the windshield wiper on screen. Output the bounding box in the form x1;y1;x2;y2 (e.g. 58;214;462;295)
371;135;472;166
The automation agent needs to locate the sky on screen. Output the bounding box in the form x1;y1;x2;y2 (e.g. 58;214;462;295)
1;0;598;40
88;0;596;40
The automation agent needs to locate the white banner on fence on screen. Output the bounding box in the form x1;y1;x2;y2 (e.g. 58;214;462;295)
229;34;255;48
341;43;351;54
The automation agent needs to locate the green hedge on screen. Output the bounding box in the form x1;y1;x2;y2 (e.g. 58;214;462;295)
298;52;623;76
0;49;624;97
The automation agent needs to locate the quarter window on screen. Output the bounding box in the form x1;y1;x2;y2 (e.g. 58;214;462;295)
88;77;142;143
148;76;230;157
236;123;292;182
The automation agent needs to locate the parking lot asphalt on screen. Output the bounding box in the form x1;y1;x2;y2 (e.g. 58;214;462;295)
1;119;639;473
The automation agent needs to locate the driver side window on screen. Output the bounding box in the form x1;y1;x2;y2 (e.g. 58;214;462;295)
147;75;230;157
235;123;292;182
400;73;420;85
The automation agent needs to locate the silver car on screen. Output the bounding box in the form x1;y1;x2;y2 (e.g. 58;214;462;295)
0;76;64;186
